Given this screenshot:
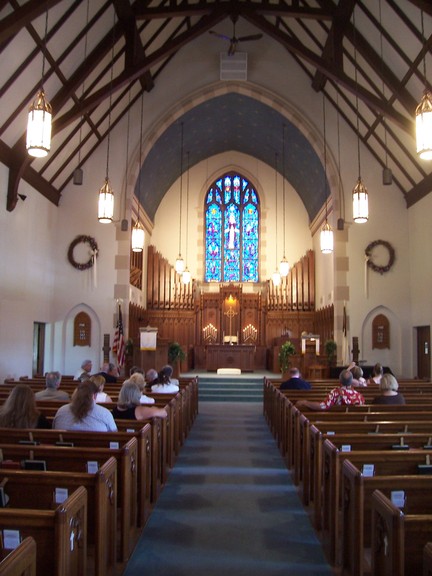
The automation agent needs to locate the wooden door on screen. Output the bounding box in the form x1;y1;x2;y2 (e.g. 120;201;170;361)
417;326;431;380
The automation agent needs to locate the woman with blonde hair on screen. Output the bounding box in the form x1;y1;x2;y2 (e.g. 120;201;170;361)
0;384;51;429
372;373;405;405
53;380;117;431
129;372;155;404
112;380;167;420
90;375;113;403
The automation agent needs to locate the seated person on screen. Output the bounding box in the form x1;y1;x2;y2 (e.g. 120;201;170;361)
280;367;311;390
129;372;155;404
112;380;167;420
130;366;144;376
74;359;92;381
348;362;367;387
95;362;118;383
295;369;365;411
35;371;70;401
90;374;113;403
144;368;158;391
372;373;405;405
53;381;117;432
368;362;384;385
151;365;179;394
0;384;51;429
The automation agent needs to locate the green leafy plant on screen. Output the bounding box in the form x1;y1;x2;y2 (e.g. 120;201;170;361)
168;341;186;364
125;338;134;357
324;339;337;365
278;340;296;373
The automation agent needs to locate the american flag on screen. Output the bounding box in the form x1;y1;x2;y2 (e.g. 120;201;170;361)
113;304;125;367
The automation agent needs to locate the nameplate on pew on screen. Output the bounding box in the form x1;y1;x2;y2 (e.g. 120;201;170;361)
3;530;21;550
126;429;135;433
362;464;374;477
87;461;99;473
55;441;74;447
341;445;351;452
23;460;46;471
109;442;119;450
391;490;405;508
2;530;20;550
327;431;335;436
54;488;68;504
18;440;39;446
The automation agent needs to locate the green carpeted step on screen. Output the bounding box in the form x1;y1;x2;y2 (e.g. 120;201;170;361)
198;376;263;402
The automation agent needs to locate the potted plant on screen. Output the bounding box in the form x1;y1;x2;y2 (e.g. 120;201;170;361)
168;341;186;377
324;339;337;366
278;340;296;375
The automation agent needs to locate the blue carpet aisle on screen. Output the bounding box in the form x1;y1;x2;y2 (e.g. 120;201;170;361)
123;402;333;576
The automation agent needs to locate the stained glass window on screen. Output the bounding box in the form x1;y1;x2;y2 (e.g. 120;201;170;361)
205;173;260;282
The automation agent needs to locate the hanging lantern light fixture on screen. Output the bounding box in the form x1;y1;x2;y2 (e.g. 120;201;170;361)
416;10;432;160
175;123;185;274
279;124;290;277
182;150;191;284
26;11;52;158
98;13;116;223
272;152;281;285
320;95;334;254
352;9;369;223
131;93;145;252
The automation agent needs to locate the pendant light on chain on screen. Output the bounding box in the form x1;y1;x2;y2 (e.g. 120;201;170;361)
320;96;333;254
175;122;185;274
132;93;145;252
352;9;369;223
279;124;290;277
416;10;432;160
26;11;52;157
98;14;116;223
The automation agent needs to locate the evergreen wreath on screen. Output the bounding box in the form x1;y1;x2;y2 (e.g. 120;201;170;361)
67;235;99;271
365;239;395;274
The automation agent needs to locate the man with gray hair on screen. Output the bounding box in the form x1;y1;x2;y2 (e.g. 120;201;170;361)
35;372;70;401
73;359;92;381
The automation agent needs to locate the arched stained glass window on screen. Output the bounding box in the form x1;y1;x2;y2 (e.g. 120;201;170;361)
205;173;260;282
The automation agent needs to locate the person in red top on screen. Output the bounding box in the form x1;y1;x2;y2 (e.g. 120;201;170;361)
296;369;365;411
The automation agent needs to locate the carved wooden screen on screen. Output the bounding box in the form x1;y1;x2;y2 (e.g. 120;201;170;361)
73;312;91;347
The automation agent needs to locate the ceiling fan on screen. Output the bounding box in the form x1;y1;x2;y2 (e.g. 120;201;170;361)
209;15;263;56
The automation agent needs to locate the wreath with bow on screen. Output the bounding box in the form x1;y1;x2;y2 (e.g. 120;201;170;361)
365;240;395;274
67;235;99;271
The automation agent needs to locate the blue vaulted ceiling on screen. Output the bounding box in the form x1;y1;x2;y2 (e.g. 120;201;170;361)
136;92;326;222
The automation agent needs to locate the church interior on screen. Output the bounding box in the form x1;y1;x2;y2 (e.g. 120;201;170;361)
1;3;432;575
0;1;431;380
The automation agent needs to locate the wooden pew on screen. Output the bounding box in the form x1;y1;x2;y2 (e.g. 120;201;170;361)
0;440;137;563
371;488;432;576
342;459;432;576
0;461;116;576
0;486;87;576
304;426;432;510
320;444;432;566
0;426;152;529
0;537;36;576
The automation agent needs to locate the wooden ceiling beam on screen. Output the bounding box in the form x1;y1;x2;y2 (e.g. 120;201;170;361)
0;0;64;45
113;0;154;91
53;11;227;131
244;11;412;133
312;0;356;91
